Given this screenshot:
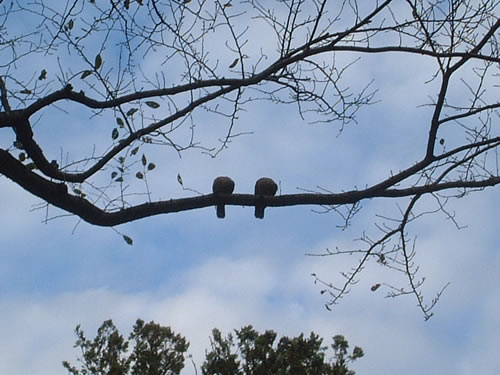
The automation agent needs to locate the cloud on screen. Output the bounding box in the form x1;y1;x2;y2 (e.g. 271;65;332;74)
1;2;499;375
2;203;500;375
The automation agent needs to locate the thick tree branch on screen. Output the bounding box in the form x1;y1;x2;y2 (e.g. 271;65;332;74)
2;147;499;227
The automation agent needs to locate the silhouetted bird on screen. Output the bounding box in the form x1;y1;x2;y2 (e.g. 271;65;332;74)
212;176;235;218
254;177;277;219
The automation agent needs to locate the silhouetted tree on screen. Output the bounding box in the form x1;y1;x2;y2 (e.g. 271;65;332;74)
62;319;363;375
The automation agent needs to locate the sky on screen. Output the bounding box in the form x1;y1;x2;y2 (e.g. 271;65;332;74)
1;1;499;374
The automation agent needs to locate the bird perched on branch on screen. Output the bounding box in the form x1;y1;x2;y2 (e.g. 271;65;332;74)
254;177;278;219
212;176;235;218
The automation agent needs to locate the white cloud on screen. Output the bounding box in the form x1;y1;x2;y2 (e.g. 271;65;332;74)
2;204;500;375
1;2;499;375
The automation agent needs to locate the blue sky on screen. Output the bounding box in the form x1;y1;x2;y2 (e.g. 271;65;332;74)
1;1;499;374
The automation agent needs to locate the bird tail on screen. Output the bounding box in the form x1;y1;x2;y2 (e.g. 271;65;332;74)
254;206;265;219
216;205;225;219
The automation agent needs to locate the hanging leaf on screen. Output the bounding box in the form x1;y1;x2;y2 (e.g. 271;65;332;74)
136;171;144;179
177;173;183;186
115;176;124;182
38;69;47;80
111;171;118;179
223;2;232;7
94;54;102;70
147;162;156;171
370;283;381;292
124;0;130;10
126;108;138;116
13;141;24;149
81;70;92;79
118;156;125;164
145;101;160;109
26;162;37;170
229;58;239;68
183;0;192;3
18;152;26;162
123;235;133;245
131;147;139;155
116;118;125;128
68;19;74;30
141;154;147;166
20;89;32;94
111;128;119;140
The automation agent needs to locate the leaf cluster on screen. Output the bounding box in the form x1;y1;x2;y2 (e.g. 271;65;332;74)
62;319;189;375
203;326;363;375
62;320;363;375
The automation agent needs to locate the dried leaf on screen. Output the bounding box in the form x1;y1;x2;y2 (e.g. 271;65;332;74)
131;147;139;155
81;70;92;79
94;54;102;70
123;235;133;245
111;128;119;140
370;283;381;292
141;154;147;166
20;89;32;94
26;162;37;171
147;162;156;171
126;108;138;117
177;173;183;186
145;101;160;109
136;171;144;179
229;58;239;68
38;69;47;80
116;118;125;128
68;19;74;30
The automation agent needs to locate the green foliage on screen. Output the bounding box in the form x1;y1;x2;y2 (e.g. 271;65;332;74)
202;326;363;375
330;335;364;375
63;319;189;375
63;320;362;375
62;320;130;375
129;319;189;375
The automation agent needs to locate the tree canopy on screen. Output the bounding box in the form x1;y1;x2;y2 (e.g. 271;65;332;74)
62;319;364;375
0;0;499;317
